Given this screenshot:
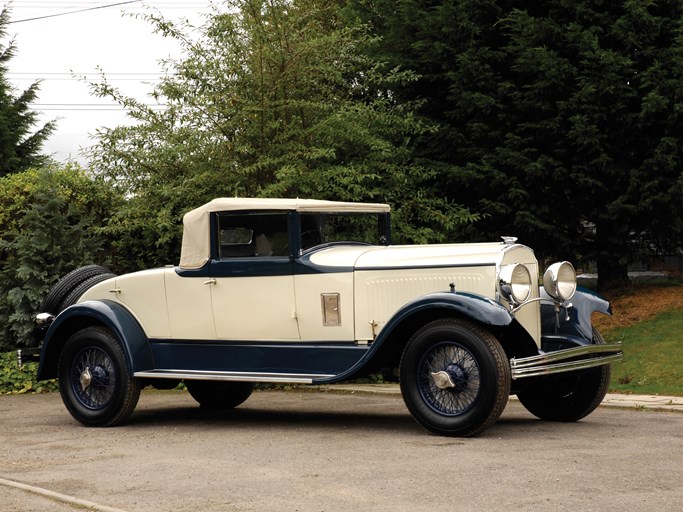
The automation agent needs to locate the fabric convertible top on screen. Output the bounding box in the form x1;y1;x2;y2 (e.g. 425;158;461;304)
179;198;391;269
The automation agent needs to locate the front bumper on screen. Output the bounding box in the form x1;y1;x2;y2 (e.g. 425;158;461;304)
510;343;623;380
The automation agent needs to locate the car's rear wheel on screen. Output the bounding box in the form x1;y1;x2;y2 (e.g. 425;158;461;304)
185;380;255;409
516;327;611;422
58;327;141;426
400;318;511;437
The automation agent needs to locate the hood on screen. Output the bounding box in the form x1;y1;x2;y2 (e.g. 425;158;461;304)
307;242;511;270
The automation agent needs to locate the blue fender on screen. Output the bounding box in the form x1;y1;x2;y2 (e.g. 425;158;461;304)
321;291;515;383
377;291;514;337
37;300;153;380
540;286;611;343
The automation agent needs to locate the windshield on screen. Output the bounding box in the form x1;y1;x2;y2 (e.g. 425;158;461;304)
300;212;390;253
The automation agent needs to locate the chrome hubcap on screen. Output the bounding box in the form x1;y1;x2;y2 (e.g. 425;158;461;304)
79;367;92;391
431;371;455;389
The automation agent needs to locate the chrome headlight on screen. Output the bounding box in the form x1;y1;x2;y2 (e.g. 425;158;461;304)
543;261;577;301
498;263;532;304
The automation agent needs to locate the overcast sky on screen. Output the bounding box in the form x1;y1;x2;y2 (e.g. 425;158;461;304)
5;0;214;164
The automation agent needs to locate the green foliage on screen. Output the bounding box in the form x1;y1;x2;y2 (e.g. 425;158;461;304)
347;0;683;289
86;0;477;269
0;7;55;177
0;165;120;350
606;308;683;396
0;351;58;394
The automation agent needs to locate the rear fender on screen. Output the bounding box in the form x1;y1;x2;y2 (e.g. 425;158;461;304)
37;300;153;380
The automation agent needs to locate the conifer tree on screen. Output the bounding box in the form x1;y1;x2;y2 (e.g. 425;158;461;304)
347;0;683;289
0;7;55;177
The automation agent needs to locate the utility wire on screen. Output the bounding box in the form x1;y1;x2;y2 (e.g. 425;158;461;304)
8;72;163;81
10;1;206;6
9;0;143;24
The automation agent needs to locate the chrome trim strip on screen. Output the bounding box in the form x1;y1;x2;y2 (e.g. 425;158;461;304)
134;369;336;384
510;343;623;380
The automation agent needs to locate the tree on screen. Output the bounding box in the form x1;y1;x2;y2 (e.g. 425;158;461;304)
347;0;683;289
87;0;477;270
0;7;55;177
0;165;120;350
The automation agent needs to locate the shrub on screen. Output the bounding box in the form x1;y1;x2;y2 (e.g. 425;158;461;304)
0;351;57;394
0;165;120;351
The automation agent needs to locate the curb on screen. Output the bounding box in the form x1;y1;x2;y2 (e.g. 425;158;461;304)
601;393;683;413
306;384;683;414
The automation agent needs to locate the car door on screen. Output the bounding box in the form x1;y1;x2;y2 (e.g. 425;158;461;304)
165;269;217;340
209;212;300;341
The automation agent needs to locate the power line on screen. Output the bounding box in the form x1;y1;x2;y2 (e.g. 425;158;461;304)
11;77;162;82
10;1;207;6
31;107;122;110
8;72;163;75
9;0;143;24
29;103;168;111
8;72;164;82
32;103;164;106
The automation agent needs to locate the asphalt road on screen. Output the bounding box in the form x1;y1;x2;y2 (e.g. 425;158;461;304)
1;389;681;512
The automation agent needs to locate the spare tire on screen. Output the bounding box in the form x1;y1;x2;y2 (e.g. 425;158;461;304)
41;265;113;315
57;272;117;312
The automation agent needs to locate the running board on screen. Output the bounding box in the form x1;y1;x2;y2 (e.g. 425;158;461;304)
134;369;336;384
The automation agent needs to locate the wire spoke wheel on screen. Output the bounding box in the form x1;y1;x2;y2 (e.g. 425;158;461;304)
418;342;481;416
58;327;141;427
70;346;117;410
400;319;510;437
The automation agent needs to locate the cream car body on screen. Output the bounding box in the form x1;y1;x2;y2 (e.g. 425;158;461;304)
79;242;540;345
32;197;623;436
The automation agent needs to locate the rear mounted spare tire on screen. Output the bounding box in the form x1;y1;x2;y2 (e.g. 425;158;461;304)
41;265;114;315
58;272;117;312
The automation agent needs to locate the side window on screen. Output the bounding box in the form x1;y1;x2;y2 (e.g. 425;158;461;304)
217;213;290;258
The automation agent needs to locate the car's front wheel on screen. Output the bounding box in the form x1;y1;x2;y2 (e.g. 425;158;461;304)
185;380;255;409
58;327;141;426
400;318;511;437
516;327;611;422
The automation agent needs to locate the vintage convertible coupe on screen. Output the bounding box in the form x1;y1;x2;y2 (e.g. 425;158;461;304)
29;198;622;436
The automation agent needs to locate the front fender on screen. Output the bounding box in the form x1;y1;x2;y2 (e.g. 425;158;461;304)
37;300;153;380
321;291;515;383
540;286;611;345
377;291;515;334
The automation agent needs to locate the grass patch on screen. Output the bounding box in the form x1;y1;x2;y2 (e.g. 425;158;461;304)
603;308;683;396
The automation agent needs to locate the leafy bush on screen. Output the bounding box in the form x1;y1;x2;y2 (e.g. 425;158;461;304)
0;165;120;351
0;351;57;394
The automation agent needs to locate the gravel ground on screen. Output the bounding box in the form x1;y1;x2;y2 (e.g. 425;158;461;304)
1;389;682;512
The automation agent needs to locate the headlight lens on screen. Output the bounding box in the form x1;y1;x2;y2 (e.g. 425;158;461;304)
543;261;577;301
498;263;532;304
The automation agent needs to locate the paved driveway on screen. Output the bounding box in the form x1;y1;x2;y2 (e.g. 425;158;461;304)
1;389;681;512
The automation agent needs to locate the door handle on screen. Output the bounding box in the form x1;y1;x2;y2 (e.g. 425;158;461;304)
204;278;217;285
